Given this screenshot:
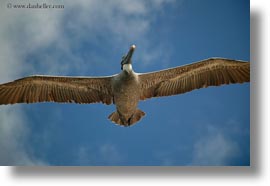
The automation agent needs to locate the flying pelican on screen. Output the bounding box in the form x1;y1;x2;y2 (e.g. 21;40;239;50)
0;45;250;126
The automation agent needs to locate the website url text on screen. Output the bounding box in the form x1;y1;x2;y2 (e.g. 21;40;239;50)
7;3;64;9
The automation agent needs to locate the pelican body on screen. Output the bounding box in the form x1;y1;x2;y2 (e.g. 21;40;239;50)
111;62;143;125
0;45;250;126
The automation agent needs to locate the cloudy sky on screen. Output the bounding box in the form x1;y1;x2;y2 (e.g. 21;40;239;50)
0;0;249;166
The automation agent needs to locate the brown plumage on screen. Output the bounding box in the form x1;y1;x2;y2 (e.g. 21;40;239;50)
0;45;250;126
0;76;113;105
139;58;250;100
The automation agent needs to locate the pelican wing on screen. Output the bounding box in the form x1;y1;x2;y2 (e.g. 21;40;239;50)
0;75;113;105
139;58;250;100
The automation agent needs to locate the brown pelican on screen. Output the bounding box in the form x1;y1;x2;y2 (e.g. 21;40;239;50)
0;45;250;126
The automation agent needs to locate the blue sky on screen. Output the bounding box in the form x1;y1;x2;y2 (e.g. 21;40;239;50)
0;0;249;166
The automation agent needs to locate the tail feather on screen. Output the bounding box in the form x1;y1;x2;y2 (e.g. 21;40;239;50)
108;109;145;127
108;112;121;125
129;109;145;125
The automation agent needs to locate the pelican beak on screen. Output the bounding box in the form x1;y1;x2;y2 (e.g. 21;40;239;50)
121;45;136;66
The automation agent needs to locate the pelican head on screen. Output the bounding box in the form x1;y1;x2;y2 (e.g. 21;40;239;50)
121;45;136;71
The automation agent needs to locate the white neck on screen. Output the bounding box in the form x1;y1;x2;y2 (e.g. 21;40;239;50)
123;64;133;72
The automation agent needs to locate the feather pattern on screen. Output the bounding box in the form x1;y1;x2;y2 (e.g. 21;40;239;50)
139;58;250;100
0;75;113;105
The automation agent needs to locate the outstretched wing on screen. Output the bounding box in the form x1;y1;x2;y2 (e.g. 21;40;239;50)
139;58;250;100
0;75;114;105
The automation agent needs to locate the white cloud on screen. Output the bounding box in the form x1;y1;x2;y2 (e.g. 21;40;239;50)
66;0;173;39
0;106;47;165
190;125;240;165
76;143;122;165
99;143;122;164
1;0;176;76
76;146;92;165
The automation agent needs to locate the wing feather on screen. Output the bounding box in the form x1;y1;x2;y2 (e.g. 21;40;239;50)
0;75;113;105
139;58;250;100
